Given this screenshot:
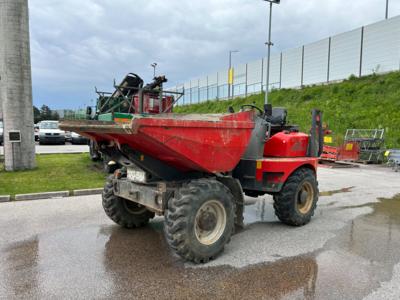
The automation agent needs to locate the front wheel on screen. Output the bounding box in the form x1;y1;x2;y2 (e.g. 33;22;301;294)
273;168;318;226
164;179;235;264
102;175;155;228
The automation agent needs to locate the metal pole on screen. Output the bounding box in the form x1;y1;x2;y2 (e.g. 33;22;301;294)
265;1;273;105
359;26;364;77
151;63;157;78
386;0;389;19
228;51;232;99
327;37;331;83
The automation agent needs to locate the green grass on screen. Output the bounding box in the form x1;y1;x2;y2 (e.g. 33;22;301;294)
175;71;400;148
0;154;106;197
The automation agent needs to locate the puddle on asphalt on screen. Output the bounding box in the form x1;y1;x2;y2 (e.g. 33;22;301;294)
319;186;354;197
0;195;399;299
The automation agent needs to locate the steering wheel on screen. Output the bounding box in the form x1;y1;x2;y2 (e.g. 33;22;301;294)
240;104;264;115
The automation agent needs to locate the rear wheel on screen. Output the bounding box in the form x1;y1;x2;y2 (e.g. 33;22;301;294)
164;179;235;263
273;168;318;226
102;175;155;228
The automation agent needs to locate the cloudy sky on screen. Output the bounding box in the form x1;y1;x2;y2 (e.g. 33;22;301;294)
29;0;400;109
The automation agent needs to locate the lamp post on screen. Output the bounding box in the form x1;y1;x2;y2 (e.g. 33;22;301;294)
228;50;239;99
385;0;389;19
263;0;280;105
151;63;157;78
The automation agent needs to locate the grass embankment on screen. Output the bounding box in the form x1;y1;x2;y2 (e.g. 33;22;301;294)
0;154;106;196
175;72;400;148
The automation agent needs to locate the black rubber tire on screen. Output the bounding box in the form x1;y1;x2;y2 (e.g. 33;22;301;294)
164;179;235;264
273;168;318;226
102;175;155;228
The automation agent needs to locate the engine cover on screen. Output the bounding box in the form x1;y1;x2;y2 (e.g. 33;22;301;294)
264;131;309;157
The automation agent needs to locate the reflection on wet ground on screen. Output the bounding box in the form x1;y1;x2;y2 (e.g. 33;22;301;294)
319;186;354;197
0;195;399;299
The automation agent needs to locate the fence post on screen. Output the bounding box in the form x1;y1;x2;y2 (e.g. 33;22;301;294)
327;37;331;83
359;26;364;77
261;58;264;92
279;52;283;89
245;63;248;97
190;81;192;104
301;46;305;87
206;76;209;101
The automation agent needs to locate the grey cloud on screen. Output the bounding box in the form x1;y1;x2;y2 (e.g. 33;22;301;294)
29;0;400;108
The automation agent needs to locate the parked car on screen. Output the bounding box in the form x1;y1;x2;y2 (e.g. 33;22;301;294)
0;120;3;145
70;132;88;144
65;131;72;143
38;121;66;145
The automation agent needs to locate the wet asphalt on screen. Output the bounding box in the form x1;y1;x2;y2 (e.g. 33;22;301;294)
0;165;399;299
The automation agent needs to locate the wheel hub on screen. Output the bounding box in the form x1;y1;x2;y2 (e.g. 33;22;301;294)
195;200;227;245
198;211;217;231
297;181;314;214
299;190;309;205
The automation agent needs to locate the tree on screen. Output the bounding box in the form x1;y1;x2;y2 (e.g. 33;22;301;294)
33;106;41;123
51;111;60;120
40;104;52;120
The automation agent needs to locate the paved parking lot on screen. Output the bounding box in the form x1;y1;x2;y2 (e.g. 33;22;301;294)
0;142;89;155
0;165;399;299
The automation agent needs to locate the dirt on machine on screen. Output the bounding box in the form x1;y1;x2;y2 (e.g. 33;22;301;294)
60;73;323;264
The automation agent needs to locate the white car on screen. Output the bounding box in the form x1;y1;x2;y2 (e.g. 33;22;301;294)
71;132;88;144
39;121;66;145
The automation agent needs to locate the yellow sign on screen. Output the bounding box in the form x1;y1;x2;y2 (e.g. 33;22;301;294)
324;136;333;144
114;118;131;124
228;68;234;85
256;160;262;169
385;151;390;157
345;143;353;151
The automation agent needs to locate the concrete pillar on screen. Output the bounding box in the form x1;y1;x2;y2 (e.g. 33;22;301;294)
0;0;36;170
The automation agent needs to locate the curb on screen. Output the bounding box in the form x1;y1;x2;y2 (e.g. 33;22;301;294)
0;195;11;203
15;191;70;201
0;188;104;203
73;188;103;196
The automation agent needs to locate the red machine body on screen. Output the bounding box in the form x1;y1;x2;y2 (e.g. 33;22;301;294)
133;94;174;114
254;157;318;190
63;109;321;195
60;106;322;263
76;111;255;173
264;131;309;157
60;71;323;264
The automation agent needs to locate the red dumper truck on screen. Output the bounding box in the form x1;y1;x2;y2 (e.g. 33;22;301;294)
60;74;323;264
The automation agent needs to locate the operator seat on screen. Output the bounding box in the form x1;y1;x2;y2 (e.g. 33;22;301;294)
268;107;287;126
